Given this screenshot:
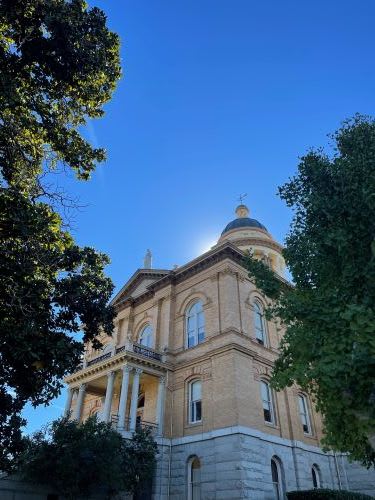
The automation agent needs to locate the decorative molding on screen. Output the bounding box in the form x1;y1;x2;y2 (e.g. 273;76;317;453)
231;237;283;252
132;314;154;338
176;290;212;317
253;362;272;381
219;265;238;277
237;273;247;282
114;243;259;312
245;290;269;310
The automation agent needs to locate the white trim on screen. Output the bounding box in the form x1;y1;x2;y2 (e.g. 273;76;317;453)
138;324;154;348
298;393;312;435
188;380;202;424
271;456;285;500
253;299;267;346
185;301;205;349
187;456;201;500
260;380;275;424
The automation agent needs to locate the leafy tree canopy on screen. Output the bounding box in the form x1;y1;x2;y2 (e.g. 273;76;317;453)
246;115;375;467
0;0;120;471
0;0;121;192
18;416;158;499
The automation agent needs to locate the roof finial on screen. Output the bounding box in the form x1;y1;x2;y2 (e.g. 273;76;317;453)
238;193;247;205
236;193;249;218
143;249;152;269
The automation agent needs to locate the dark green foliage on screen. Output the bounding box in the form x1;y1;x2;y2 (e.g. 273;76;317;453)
0;188;115;470
287;489;373;499
245;115;375;466
0;0;120;471
18;416;158;499
0;0;121;191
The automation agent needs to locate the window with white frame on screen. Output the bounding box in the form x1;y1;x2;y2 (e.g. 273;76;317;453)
186;301;205;348
312;464;321;488
298;394;311;434
271;457;284;500
138;324;153;348
254;301;266;345
187;456;201;500
189;380;202;424
260;380;275;424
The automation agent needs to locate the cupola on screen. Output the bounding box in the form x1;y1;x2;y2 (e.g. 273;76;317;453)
217;203;286;277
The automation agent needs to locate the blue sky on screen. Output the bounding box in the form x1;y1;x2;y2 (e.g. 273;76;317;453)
23;0;375;432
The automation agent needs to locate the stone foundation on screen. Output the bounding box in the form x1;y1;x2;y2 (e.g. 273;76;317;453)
153;427;375;499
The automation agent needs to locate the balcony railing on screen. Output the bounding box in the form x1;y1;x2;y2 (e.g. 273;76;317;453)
87;352;111;367
111;415;158;435
85;340;162;368
116;340;162;361
132;343;162;361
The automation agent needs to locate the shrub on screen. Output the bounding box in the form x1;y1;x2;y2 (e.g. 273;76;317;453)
18;416;158;499
287;489;373;499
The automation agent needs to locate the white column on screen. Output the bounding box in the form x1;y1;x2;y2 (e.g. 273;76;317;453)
156;376;166;436
118;365;132;430
73;384;86;421
129;368;142;431
102;370;116;423
64;387;74;417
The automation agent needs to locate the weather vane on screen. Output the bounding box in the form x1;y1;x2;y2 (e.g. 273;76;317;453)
238;193;247;205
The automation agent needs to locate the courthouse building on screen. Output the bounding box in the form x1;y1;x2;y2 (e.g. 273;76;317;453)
64;204;375;499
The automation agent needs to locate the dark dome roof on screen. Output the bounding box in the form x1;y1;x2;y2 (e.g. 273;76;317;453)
221;217;268;235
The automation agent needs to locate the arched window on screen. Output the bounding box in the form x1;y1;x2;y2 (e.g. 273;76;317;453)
260;380;275;424
186;301;205;348
189;380;202;424
138;324;153;348
312;464;321;488
298;394;311;434
187;456;201;500
271;457;284;500
254;301;266;345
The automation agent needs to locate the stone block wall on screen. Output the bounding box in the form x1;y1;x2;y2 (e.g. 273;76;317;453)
158;429;375;499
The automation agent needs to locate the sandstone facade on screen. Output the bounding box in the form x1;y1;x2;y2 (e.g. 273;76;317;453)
64;205;375;499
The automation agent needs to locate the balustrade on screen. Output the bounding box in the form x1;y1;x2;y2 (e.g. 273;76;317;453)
85;341;162;368
111;415;158;435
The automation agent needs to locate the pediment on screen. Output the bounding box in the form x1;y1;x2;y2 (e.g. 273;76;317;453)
111;269;171;306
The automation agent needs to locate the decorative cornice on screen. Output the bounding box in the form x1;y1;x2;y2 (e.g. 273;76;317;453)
114;243;247;312
65;348;170;385
112;269;171;308
230;237;284;253
113;242;290;314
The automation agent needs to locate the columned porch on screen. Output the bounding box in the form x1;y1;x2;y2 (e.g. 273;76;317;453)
65;346;168;437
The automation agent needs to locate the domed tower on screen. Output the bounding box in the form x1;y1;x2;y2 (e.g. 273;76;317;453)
218;204;286;277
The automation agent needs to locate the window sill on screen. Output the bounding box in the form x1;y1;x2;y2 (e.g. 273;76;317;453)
185;339;206;351
185;421;203;429
250;338;272;350
264;421;279;430
303;432;316;439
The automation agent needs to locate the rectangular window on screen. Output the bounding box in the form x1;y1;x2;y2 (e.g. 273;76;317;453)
254;303;266;345
189;381;202;423
298;394;311;434
260;381;274;424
